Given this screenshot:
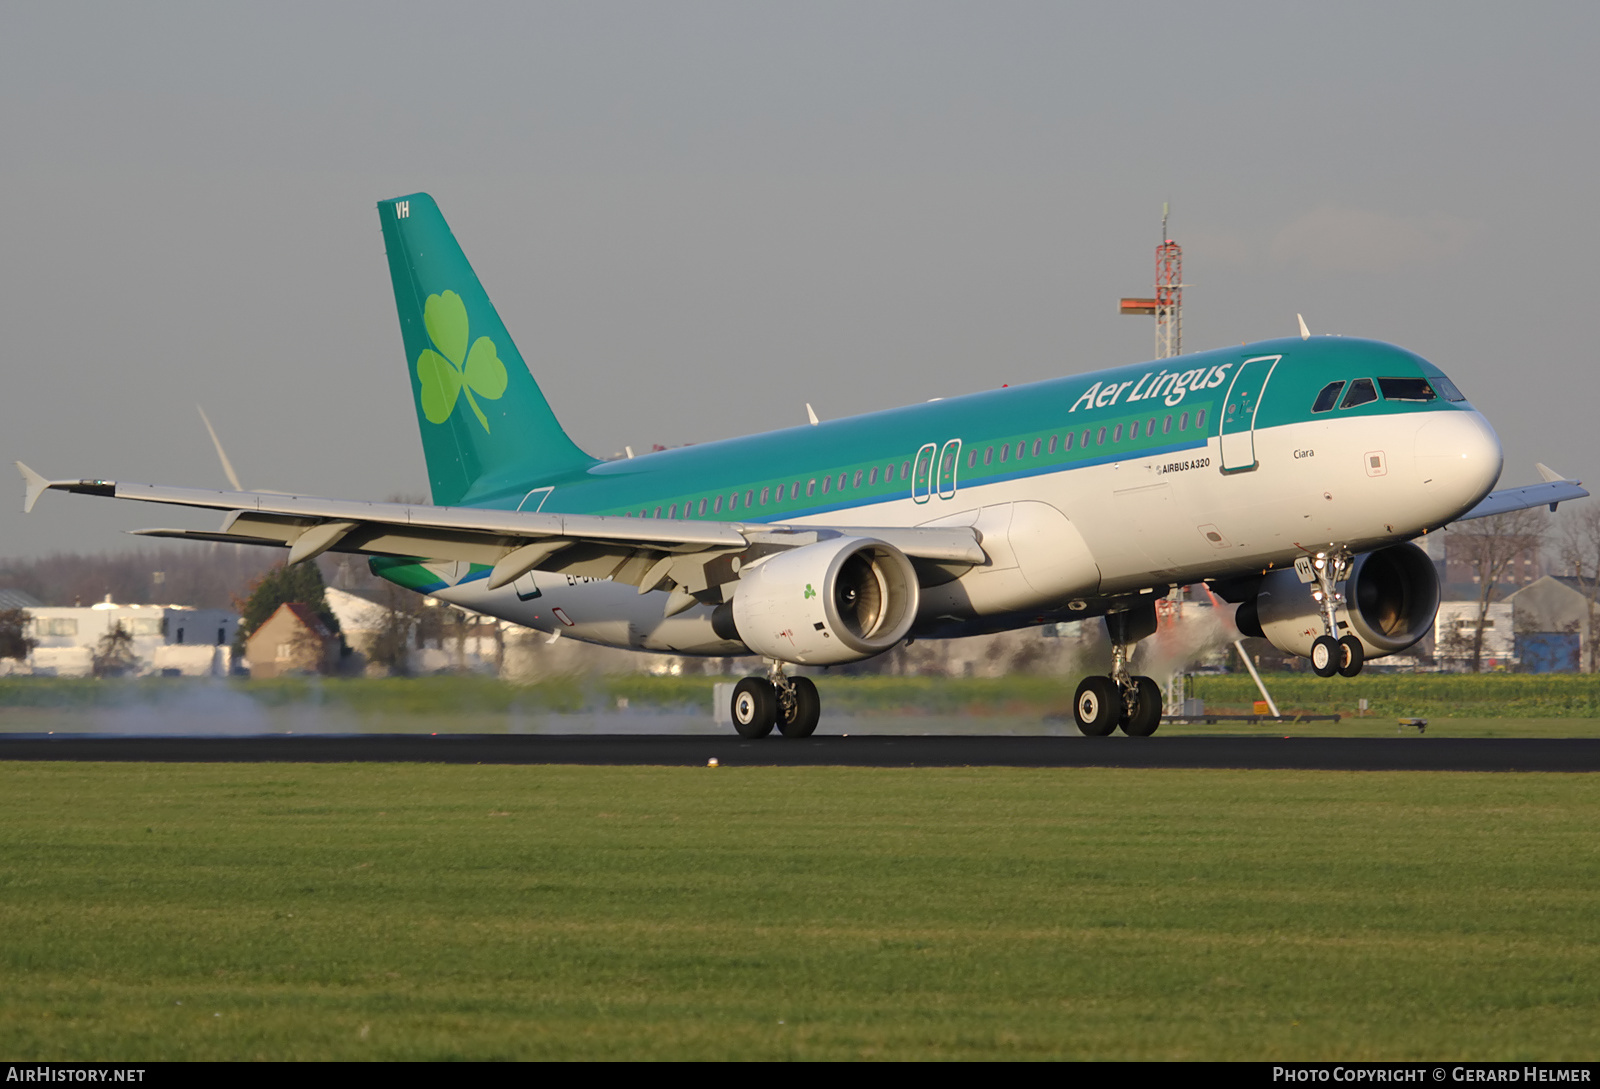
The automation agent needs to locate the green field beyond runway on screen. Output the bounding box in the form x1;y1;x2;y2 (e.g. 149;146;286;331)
0;763;1595;1060
3;674;1600;737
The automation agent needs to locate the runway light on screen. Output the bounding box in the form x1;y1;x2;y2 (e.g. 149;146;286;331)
707;757;719;767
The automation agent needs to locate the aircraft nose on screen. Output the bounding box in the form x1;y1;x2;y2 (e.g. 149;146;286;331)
1414;410;1502;517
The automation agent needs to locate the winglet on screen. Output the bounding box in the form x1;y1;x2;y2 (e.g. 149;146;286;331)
197;405;244;492
17;462;50;514
1536;462;1568;484
1297;314;1311;340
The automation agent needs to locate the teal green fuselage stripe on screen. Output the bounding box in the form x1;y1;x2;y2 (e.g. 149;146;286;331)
447;336;1468;523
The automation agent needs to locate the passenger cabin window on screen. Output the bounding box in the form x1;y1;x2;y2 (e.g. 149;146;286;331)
1096;427;1106;445
885;465;896;483
968;450;978;468
806;479;816;497
760;488;769;505
1048;435;1058;453
714;496;724;513
1162;415;1172;434
821;475;831;494
984;447;994;465
1112;424;1122;443
1378;377;1437;402
1312;381;1345;413
868;468;878;485
668;504;678;518
1032;439;1042;457
1128;421;1140;440
999;444;1009;462
1195;409;1207;429
1178;412;1189;430
1432;376;1467;402
698;498;708;516
1340;378;1378;408
1063;432;1074;450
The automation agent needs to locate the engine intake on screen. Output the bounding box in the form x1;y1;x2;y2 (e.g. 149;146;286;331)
1239;542;1440;661
730;537;919;665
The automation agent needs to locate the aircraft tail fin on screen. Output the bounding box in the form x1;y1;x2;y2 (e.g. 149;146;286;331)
378;193;596;507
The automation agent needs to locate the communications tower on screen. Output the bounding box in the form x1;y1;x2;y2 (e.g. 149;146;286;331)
1119;204;1185;360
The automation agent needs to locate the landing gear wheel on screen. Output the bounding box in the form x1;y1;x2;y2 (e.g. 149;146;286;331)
1310;635;1340;678
777;676;821;738
731;677;777;738
1120;675;1163;737
1337;635;1365;678
1074;676;1120;737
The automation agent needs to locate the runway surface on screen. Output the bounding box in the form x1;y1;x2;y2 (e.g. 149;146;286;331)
2;734;1598;771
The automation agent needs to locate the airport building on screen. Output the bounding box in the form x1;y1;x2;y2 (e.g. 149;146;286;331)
20;596;238;677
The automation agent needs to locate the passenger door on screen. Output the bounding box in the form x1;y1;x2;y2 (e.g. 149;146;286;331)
1219;354;1281;472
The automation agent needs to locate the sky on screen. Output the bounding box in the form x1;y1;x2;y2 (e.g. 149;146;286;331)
4;1;1597;558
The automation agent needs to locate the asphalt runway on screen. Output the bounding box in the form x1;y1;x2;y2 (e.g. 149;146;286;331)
2;734;1598;771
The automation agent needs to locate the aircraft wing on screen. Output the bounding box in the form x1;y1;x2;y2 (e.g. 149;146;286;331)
17;464;987;601
1452;464;1588;522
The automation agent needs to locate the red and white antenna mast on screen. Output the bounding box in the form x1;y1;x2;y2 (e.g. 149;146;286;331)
1119;203;1187;360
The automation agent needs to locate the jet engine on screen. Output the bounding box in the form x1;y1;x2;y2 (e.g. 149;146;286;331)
724;536;919;665
1234;542;1440;661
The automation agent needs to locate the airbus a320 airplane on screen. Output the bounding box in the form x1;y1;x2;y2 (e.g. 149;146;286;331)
18;194;1588;737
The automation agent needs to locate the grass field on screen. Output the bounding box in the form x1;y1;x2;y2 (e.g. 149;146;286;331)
1;762;1596;1060
3;674;1599;737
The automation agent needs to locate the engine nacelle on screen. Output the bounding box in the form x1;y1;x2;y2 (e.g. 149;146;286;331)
729;537;919;665
1236;542;1440;661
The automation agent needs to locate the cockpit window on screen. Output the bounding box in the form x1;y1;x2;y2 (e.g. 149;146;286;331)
1431;376;1466;402
1377;377;1437;402
1340;378;1378;409
1311;381;1345;413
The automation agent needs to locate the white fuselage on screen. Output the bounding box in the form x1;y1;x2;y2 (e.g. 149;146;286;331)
425;407;1502;655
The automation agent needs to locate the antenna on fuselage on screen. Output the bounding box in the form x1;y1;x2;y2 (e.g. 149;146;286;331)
1297;314;1311;340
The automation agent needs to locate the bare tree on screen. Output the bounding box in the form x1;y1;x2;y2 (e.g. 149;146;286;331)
92;621;138;678
0;609;35;661
1556;503;1600;673
1446;508;1547;672
366;582;424;676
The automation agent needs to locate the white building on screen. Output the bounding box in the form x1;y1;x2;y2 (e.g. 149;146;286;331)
24;596;238;677
1433;600;1515;670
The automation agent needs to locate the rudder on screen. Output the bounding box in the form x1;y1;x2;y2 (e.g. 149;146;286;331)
379;193;595;507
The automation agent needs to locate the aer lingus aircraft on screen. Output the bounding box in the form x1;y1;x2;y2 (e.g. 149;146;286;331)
18;193;1589;737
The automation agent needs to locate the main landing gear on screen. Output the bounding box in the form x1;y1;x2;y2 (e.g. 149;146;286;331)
1305;548;1364;679
730;661;821;739
1074;603;1164;737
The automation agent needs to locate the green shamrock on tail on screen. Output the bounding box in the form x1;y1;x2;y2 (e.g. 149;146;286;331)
416;290;508;433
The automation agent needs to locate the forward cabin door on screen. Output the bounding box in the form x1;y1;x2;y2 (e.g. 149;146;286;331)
1219;354;1281;472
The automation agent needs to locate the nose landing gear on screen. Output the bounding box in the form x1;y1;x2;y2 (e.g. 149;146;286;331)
1305;548;1365;678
